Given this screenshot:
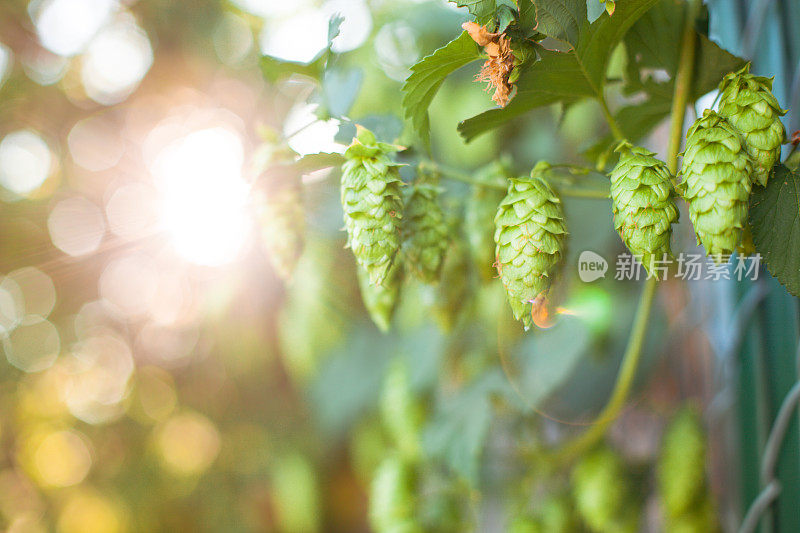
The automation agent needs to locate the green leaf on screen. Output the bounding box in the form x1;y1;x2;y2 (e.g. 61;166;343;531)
450;0;497;24
749;165;800;298
310;327;392;436
260;55;325;84
259;15;343;84
459;48;593;141
402;31;482;148
321;67;363;118
422;371;507;485
531;0;587;46
458;0;658;142
692;33;746;97
581;1;746;161
516;316;591;407
624;0;744;98
262;152;345;181
514;0;538;35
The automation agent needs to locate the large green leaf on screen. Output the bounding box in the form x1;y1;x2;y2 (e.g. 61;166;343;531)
402;31;482;148
458;0;658;142
531;0;587;46
582;2;746;161
451;0;497;24
624;0;744;97
749;165;800;297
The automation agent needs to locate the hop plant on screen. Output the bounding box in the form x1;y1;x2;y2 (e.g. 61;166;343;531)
465;162;507;281
680;110;753;262
369;455;420;533
572;446;639;533
609;142;678;277
358;263;402;333
342;127;404;285
433;218;470;331
257;176;305;281
403;166;449;283
717;64;787;187
380;359;423;461
659;407;719;532
494;162;567;329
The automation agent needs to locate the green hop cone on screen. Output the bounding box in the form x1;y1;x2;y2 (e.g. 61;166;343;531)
433;219;470;331
508;516;544;533
717;63;787;187
465;162;507;281
494;162;567;330
680;110;753;262
666;497;719;533
380;359;423;461
659;406;719;532
609;142;678;277
403;167;449;283
369;455;420;533
278;239;354;383
342;127;404;285
572;446;639;533
358;262;402;332
257;176;305;281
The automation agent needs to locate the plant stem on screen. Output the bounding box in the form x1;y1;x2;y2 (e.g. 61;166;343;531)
554;187;609;199
599;95;625;141
666;0;700;175
548;0;700;465
550;276;658;464
430;162;610;199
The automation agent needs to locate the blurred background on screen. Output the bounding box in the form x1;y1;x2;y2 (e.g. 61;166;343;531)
0;0;797;531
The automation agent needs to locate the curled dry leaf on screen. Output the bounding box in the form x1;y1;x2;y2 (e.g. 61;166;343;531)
462;22;515;107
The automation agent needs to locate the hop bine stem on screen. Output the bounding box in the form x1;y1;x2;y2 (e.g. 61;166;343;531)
428;161;610;199
549;0;700;466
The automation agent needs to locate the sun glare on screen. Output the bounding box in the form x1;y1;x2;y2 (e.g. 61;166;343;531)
151;127;251;267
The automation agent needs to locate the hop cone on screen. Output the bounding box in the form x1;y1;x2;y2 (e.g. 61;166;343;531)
279;239;354;382
494;162;567;329
433;220;470;331
465;162;507;281
718;64;786;186
508;517;544;533
680;110;752;262
369;455;420;533
342;127;404;285
403;167;448;282
609;142;678;277
257;176;305;281
572;446;639;533
380;359;423;461
659;407;719;532
358;263;402;332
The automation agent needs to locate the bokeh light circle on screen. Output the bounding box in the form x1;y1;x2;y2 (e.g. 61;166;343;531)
3;319;60;373
48;197;106;256
7;267;57;320
32;429;93;487
0;130;53;195
155;412;221;476
32;0;117;57
81;15;153;105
